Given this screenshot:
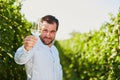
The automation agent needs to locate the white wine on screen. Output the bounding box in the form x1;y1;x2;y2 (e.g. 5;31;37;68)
31;21;40;36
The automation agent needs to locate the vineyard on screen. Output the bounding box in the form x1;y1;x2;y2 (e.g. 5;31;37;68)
0;0;120;80
55;11;120;80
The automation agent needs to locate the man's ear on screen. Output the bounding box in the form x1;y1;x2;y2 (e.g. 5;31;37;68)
39;28;42;34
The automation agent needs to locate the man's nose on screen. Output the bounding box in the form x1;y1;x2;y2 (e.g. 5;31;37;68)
46;31;51;37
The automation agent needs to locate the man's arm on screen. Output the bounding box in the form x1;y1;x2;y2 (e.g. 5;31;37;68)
14;35;37;65
57;64;63;80
14;46;34;65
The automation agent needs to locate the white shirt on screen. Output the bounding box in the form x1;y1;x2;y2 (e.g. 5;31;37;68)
14;35;63;80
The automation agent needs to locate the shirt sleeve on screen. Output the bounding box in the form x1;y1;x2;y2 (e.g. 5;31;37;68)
14;46;34;65
57;64;63;80
55;48;63;80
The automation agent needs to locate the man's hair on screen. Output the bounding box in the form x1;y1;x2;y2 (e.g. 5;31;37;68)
40;15;59;31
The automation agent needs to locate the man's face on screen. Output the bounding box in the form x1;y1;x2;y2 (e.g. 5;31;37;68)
40;21;57;46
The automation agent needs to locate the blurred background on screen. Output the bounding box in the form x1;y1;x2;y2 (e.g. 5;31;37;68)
0;0;120;80
21;0;120;40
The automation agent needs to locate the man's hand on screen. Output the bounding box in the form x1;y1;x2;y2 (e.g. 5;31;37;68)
24;35;38;51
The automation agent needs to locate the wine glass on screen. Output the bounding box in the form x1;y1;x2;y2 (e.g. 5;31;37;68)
31;21;40;36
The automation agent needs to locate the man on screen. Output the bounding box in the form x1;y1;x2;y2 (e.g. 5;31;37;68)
14;15;63;80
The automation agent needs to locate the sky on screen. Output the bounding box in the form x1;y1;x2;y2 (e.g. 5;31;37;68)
21;0;120;40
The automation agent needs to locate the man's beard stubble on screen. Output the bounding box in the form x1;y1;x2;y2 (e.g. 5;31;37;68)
39;35;54;45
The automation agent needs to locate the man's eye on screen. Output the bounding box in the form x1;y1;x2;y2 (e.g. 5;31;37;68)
43;30;48;32
51;31;56;34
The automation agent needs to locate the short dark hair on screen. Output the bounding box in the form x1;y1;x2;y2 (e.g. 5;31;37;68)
40;15;59;31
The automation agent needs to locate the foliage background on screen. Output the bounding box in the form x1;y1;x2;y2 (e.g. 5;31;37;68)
55;10;120;80
0;0;31;79
0;0;120;80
